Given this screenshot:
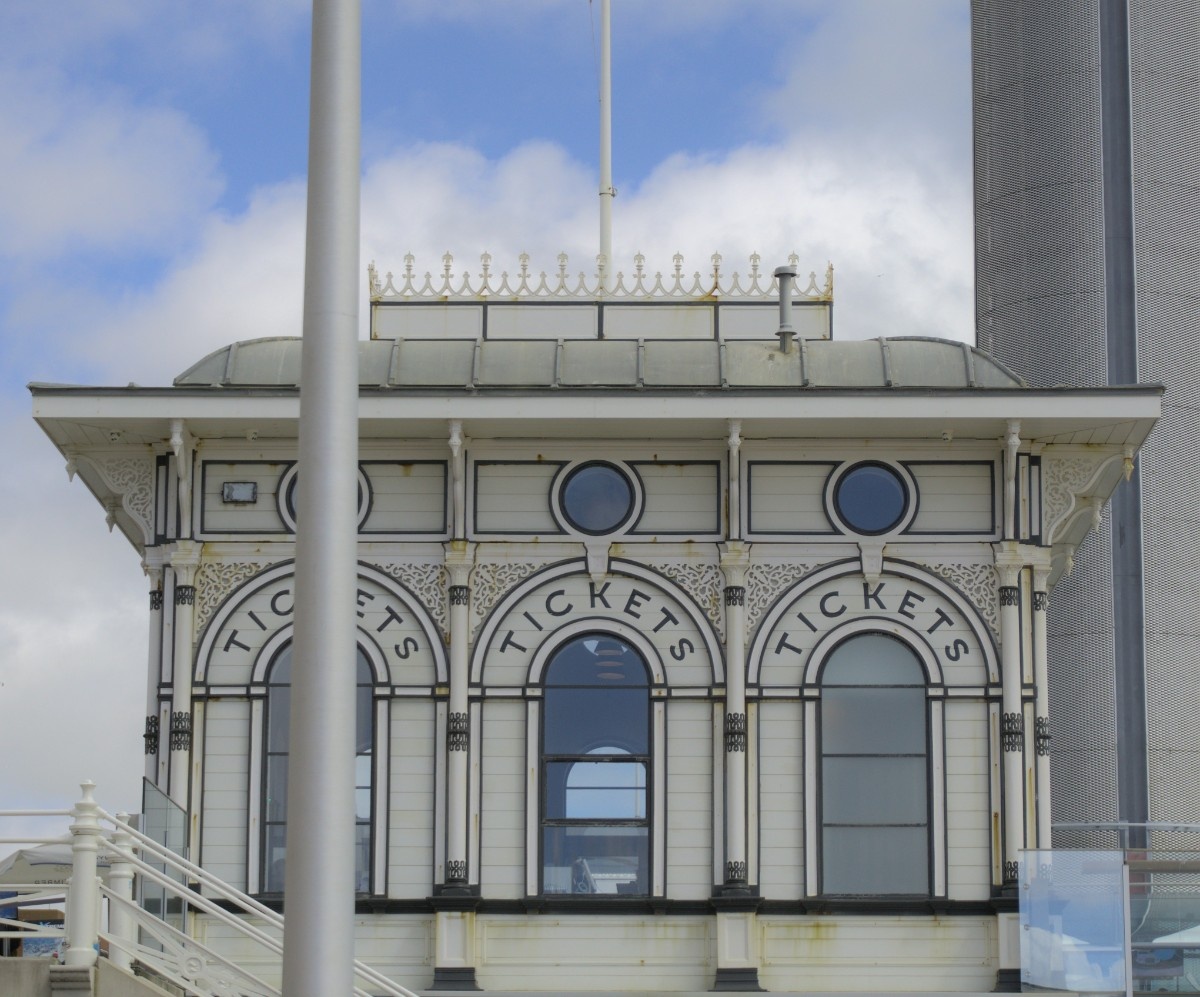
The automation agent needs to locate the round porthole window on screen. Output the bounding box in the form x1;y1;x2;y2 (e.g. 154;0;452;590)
557;462;637;536
832;462;910;536
278;463;371;533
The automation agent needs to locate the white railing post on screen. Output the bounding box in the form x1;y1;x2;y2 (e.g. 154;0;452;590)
63;781;101;968
108;813;136;972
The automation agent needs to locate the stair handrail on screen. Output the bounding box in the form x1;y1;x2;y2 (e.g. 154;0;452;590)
92;805;420;997
21;782;422;997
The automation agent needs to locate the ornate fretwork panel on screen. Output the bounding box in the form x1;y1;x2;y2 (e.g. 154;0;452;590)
77;453;156;547
653;561;724;640
916;561;1000;643
194;562;272;637
373;561;449;640
470;561;540;639
745;562;813;635
1042;457;1101;537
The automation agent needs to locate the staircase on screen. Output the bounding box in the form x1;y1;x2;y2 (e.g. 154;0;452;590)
0;783;419;997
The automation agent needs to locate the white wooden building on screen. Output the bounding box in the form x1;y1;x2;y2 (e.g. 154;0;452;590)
31;258;1161;993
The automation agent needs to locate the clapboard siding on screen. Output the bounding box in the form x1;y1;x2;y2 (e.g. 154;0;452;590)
747;463;834;534
195;913;433;992
758;915;996;992
200;462;287;534
665;701;712;898
474;463;561;534
388;700;435;898
477;915;712;992
756;701;804;897
908;463;995;534
361;461;447;534
633;463;720;535
944;701;992;899
479;701;526;897
202;700;250;888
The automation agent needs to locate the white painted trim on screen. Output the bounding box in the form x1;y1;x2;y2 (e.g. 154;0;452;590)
247;698;265;894
804;631;948;898
471;557;724;685
800;617;946;687
988;701;1003;887
744;701;758;886
433;700;447;886
653;698;667;897
524;617;667;686
244;635;389;896
196;560;448;685
823;459;919;539
803;699;818;896
746;558;999;685
547;458;645;540
372;697;388;896
713;702;726;886
930;699;947;897
468;703;482;887
524;699;540;897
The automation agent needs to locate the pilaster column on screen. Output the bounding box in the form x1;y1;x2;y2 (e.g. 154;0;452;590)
443;542;475;890
1031;563;1052;847
719;543;751;892
168;541;200;805
995;548;1025;885
143;557;166;784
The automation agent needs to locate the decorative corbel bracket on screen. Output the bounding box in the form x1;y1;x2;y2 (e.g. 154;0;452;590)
1041;449;1136;584
66;448;156;549
858;541;885;584
585;541;611;582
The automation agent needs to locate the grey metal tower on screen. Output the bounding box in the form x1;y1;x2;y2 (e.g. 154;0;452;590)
972;0;1200;843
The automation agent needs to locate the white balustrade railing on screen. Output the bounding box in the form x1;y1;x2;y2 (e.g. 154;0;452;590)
369;251;834;302
0;783;419;997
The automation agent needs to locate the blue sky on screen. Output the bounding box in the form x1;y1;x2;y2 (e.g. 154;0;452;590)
0;0;972;820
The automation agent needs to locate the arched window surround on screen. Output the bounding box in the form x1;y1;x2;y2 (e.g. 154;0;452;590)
802;618;947;899
523;619;668;898
246;624;391;896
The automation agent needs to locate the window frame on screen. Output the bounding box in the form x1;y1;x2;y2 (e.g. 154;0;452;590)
802;620;946;899
524;620;667;900
246;628;389;897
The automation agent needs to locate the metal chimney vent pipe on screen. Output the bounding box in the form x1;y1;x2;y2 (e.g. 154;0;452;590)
775;264;798;353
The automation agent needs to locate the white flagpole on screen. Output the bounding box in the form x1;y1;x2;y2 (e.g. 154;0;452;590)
283;0;361;992
598;0;614;292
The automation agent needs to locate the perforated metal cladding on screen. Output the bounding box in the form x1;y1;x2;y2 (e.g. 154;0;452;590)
972;0;1109;388
1047;521;1120;831
1129;0;1200;825
974;0;1200;838
972;0;1121;837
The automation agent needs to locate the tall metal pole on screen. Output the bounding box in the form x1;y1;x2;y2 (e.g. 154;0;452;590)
598;0;613;292
282;0;361;993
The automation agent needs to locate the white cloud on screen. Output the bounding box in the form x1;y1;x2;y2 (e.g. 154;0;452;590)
0;408;147;816
0;68;223;262
0;1;975;822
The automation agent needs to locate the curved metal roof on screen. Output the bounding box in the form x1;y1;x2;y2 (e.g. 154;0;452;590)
174;336;1026;391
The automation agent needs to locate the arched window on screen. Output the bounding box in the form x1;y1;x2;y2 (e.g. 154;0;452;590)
819;632;929;895
262;643;375;894
541;634;650;895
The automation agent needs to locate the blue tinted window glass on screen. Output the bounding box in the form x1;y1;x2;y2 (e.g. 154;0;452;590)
835;463;908;534
561;463;634;534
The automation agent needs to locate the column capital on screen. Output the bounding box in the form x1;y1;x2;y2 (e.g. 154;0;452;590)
719;542;751;585
169;540;202;585
443;540;477;588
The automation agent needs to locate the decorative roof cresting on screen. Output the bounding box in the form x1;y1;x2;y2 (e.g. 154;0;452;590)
368;252;834;302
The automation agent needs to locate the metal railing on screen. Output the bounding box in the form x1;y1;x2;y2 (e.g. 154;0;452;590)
1;783;420;997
